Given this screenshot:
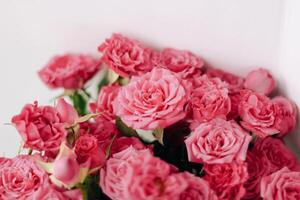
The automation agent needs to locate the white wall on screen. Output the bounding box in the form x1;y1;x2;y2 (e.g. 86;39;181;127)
279;0;300;152
1;0;298;157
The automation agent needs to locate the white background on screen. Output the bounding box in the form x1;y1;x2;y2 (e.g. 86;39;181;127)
0;0;299;157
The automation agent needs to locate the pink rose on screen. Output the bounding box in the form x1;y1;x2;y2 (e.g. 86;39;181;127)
164;172;218;200
123;150;175;200
185;118;251;164
0;157;10;166
204;161;248;200
90;84;120;122
260;167;300;200
272;96;298;137
32;183;82;200
206;67;244;93
114;68;187;130
38;54;100;89
238;90;279;138
99;33;152;77
100;147;150;200
253;137;299;173
75;134;106;168
153;48;204;79
11;99;77;151
243;151;272;200
244;68;276;95
0;155;47;200
186;75;231;122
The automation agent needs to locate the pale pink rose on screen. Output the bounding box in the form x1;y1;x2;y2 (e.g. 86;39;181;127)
186;75;231;122
153;48;204;79
0;155;47;200
75;134;106;168
90;84;120;122
272;96;298;137
100;146;150;200
253;137;299;173
110;136;149;155
11;99;77;151
79;118;120;150
164;172;218;200
243;151;272;200
244;68;276;95
204;161;248;200
52;153;81;185
206;67;244;93
185;118;251;164
238;90;279;138
114;68;187;130
123;150;175;200
99;33;152;77
260;167;300;200
38;54;100;89
32;183;82;200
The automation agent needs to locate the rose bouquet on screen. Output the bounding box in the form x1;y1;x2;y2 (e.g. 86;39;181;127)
1;33;299;200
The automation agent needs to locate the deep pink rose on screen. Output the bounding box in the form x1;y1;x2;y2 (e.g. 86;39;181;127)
227;91;243;120
38;54;100;89
260;167;300;200
253;137;299;173
185;118;251;164
186;75;231;122
123;150;175;200
75;134;106;168
206;67;244;93
110;136;149;155
204;161;248;200
32;182;82;200
153;48;204;79
244;68;276;95
114;68;187;130
243;151;272;200
0;155;47;200
11;99;77;151
272;96;298;137
79;118;119;150
164;172;218;200
100;147;150;200
238;90;279;138
99;33;152;77
90;84;120;122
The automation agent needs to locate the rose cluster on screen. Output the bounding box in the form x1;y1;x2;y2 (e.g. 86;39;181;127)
1;33;299;200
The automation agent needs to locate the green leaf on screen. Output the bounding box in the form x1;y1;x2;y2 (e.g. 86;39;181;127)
115;117;138;137
105;134;117;158
153;128;164;145
107;69;119;84
69;91;87;116
136;129;157;143
97;74;109;93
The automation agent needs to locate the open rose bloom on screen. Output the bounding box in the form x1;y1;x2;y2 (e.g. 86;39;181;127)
1;33;299;200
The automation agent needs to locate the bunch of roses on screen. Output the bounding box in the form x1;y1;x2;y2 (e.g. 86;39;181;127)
0;33;299;200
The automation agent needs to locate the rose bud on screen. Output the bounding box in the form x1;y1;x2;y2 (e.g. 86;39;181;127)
38;143;90;189
244;68;276;95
